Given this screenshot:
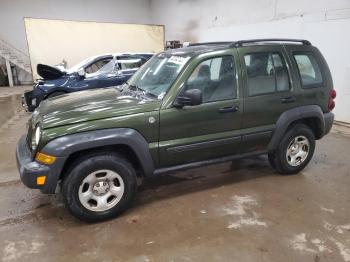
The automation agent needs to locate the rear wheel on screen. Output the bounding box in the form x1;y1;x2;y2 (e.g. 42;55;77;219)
62;154;137;222
268;124;315;175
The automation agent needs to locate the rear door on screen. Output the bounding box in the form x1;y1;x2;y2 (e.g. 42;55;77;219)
238;45;296;152
158;50;243;167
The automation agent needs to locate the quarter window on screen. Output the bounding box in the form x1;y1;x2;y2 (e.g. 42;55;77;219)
294;53;323;88
244;52;290;96
185;56;236;103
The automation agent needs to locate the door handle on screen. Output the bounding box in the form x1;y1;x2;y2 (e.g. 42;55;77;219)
219;105;239;113
280;96;296;103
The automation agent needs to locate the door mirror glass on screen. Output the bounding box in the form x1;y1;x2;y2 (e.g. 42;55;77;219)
77;68;85;77
174;88;202;108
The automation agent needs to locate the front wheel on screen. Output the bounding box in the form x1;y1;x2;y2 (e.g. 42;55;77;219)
62;154;137;222
268;124;315;175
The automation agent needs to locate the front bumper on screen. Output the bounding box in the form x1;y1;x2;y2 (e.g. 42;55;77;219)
23;87;45;112
16;135;61;194
21;95;28;111
22;90;37;112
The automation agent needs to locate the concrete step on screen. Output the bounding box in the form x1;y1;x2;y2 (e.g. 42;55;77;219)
0;38;33;80
0;50;10;55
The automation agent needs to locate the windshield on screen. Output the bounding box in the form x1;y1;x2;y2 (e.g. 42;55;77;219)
66;56;97;74
126;53;191;98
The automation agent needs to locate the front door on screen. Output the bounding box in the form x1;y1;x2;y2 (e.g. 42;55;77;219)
159;53;243;167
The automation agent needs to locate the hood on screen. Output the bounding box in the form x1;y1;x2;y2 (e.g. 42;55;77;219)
38;87;161;129
37;64;66;80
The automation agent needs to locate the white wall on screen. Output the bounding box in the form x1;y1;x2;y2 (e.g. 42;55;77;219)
25;18;164;77
0;0;152;84
0;0;152;54
0;0;349;121
151;0;350;122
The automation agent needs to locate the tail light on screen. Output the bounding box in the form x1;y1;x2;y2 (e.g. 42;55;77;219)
328;89;336;111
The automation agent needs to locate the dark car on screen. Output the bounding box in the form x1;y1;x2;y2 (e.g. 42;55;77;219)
16;39;335;222
23;53;154;111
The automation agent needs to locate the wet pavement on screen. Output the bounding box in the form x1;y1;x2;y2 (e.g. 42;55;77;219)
0;87;349;262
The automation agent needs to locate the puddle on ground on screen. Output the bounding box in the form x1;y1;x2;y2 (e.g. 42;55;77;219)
0;94;24;127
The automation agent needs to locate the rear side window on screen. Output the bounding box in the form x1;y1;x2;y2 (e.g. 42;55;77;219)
117;57;143;71
244;52;290;96
293;53;323;88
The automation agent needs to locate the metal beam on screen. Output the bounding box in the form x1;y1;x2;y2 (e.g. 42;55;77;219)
5;59;13;87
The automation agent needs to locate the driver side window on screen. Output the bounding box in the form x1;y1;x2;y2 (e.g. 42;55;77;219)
185;56;236;103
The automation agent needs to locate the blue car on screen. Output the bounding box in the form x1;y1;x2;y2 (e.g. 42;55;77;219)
23;53;154;112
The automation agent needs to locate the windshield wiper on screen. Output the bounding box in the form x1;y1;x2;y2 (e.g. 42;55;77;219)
126;82;158;99
128;84;145;93
144;92;158;99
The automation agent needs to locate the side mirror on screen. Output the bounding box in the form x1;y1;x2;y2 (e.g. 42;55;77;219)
77;68;85;77
174;89;202;108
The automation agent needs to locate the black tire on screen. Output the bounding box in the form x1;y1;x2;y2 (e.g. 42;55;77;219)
47;91;66;99
268;153;276;169
268;124;315;175
62;153;137;222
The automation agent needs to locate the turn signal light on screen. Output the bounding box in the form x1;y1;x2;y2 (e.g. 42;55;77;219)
36;176;46;185
35;152;57;165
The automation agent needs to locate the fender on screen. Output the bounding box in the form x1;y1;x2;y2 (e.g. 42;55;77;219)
267;105;325;151
40;128;155;192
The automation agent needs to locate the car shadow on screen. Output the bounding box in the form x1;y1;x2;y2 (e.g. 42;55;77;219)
16;155;276;225
133;155;276;207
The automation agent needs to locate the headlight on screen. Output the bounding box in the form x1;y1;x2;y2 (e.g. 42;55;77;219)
32;125;41;150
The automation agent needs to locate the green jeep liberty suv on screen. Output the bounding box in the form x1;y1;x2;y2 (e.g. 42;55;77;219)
16;39;335;222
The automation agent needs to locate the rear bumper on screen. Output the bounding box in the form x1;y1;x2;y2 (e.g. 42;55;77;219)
16;135;63;194
323;112;334;136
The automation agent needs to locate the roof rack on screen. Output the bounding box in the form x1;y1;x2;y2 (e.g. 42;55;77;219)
231;38;311;47
188;41;233;47
188;38;311;47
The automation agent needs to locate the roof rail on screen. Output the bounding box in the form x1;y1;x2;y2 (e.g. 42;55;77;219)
188;38;311;48
188;42;233;47
230;38;311;47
